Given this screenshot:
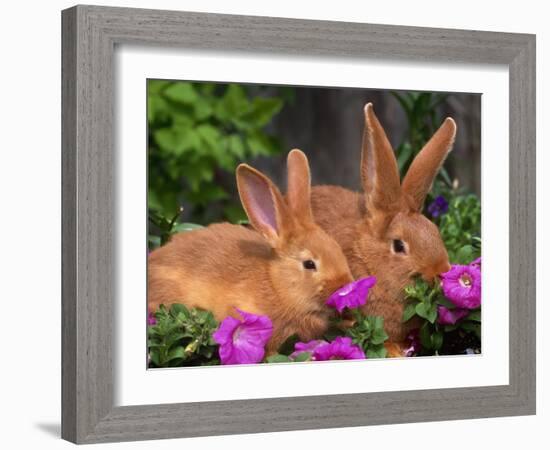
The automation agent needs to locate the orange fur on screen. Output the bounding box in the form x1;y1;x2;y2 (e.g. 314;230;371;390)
310;104;456;355
148;150;353;353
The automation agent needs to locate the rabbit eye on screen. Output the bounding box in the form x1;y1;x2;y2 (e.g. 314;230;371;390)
303;259;317;271
392;239;406;254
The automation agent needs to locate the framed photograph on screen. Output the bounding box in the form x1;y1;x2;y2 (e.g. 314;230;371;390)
62;5;536;444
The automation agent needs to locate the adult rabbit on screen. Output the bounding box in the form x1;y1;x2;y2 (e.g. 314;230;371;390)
148;150;353;353
310;103;456;356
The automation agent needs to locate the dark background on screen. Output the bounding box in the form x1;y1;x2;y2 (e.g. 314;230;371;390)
253;87;480;195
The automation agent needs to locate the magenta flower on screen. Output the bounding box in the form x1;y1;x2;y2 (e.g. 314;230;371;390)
326;276;377;313
290;340;327;360
147;312;157;326
404;329;420;357
312;337;366;361
470;256;481;267
212;309;273;365
427;195;449;218
436;305;469;325
441;264;481;309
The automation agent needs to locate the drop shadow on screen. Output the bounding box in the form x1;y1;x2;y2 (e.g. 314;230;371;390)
35;422;61;438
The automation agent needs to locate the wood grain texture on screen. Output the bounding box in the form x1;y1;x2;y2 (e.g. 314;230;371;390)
61;4;536;444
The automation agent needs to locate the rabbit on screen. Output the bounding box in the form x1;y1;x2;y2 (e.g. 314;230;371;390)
309;103;456;357
148;149;353;353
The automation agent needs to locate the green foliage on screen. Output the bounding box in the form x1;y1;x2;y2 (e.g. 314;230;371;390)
437;194;481;262
391;92;448;176
265;354;292;363
148;304;219;367
148;80;288;224
148;207;204;249
346;312;389;358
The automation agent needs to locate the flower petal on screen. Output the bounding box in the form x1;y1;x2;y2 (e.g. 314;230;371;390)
326;276;377;313
290;340;327;360
213;309;273;365
312;336;365;361
436;305;470;325
441;264;481;309
212;316;241;346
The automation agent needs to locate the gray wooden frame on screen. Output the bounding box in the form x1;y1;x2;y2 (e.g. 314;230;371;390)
61;4;536;444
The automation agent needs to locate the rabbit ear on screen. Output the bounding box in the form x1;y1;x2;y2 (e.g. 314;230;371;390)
401;117;456;211
361;103;402;216
236;164;292;247
286;149;314;224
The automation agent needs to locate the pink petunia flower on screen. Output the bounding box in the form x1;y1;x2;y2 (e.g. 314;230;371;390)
326;276;377;313
440;264;481;309
312;336;366;361
212;309;273;365
436;305;470;325
289;340;327;360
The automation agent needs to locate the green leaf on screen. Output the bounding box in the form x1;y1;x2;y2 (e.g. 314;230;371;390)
163;82;198;104
419;323;432;349
366;345;387;359
370;328;389;345
193;98;213;120
431;330;444;351
147;95;169;124
266;354;291;364
455;245;475;265
149;349;160;367
167;346;186;361
196;124;222;150
223;204;247;224
293;352;312;362
228;134;245;159
427;303;438;324
402;303;417;322
170;303;190;318
435;296;456;309
216;84;250;120
466;310;481;322
242;97;283;127
372;316;385;330
397;142;413;172
171;222;204;233
415;302;432;321
148;79;171;95
154;127;200;155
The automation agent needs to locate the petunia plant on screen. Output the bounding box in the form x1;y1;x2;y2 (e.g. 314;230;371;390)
345;315;389;359
402;258;481;356
148;304;219;367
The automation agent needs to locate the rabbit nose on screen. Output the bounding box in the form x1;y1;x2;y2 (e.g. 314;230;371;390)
422;262;451;282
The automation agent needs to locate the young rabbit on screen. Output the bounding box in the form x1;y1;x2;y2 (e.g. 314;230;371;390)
310;103;456;356
148;149;353;353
